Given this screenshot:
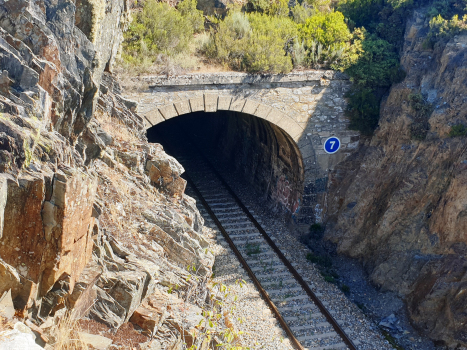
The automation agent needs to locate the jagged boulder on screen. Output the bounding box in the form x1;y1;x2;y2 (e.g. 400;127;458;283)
146;152;186;197
40;167;97;297
130;288;202;347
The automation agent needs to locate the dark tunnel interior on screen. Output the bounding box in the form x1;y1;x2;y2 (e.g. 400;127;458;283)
147;111;305;219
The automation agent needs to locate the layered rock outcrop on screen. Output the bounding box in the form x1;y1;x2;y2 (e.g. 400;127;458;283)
325;9;467;348
0;0;219;348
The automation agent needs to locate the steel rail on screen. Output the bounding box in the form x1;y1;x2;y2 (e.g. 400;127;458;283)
156;132;304;350
182;135;358;350
184;172;306;350
157;127;357;350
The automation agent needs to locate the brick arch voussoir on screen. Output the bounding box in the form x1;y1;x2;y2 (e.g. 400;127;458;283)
142;93;304;142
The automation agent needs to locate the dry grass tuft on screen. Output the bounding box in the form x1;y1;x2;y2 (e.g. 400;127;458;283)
52;312;89;350
95;158;164;249
95;109;142;148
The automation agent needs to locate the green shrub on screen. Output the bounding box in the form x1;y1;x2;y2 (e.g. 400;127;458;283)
246;242;261;255
323;274;337;283
244;13;296;72
375;4;410;47
291;4;315;24
345;34;400;88
177;0;205;33
296;10;362;69
345;87;380;135
305;252;333;268
308;223;325;239
292;38;307;66
449;124;467;137
420;0;467;48
268;0;290;16
337;0;385;29
230;11;252;38
408;93;431;115
303;0;332;12
245;0;270;13
335;0;413;136
410;121;430;140
246;0;289;16
298;11;351;48
426;13;467;44
427;0;467;19
340;284;350;293
206;11;296;73
122;0;199;64
204;12;250;67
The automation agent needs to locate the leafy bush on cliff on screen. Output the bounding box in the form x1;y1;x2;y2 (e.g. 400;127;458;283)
345;34;401;87
291;4;315;24
449;124;467;137
298;12;365;69
178;0;205;33
205;8;361;72
345;87;380;135
337;0;413;48
298;11;351;47
336;0;411;135
122;0;203;65
245;0;290;16
423;13;467;48
427;0;467;19
205;12;297;72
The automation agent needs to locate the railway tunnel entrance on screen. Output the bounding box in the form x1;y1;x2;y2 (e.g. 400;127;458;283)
147;110;305;220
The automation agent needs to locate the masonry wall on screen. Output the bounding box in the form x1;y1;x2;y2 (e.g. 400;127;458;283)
180;111;304;216
126;71;361;226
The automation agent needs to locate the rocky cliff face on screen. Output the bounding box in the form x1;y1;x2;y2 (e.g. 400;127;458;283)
0;0;219;348
325;9;467;348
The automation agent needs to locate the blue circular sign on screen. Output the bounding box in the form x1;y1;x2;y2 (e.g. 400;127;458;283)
324;137;340;154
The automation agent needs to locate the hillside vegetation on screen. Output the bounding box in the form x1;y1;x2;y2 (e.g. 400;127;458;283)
121;0;467;134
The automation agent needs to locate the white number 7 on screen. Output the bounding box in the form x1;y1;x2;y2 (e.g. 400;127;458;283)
330;141;335;149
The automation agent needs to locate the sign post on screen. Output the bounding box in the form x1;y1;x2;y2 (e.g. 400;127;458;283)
324;137;340;154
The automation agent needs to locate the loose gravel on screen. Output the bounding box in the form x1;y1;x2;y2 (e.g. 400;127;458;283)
219;169;438;350
184;172;395;350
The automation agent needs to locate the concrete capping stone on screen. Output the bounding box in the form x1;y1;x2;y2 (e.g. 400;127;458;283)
144;109;165;126
204;94;218;112
143;70;349;87
254;104;272;120
229;98;246;112
159;104;177;120
242;99;260;115
174;100;191;115
217;96;232;110
189;97;204;112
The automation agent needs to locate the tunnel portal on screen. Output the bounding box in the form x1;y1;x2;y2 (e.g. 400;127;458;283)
132;71;362;225
148;111;305;219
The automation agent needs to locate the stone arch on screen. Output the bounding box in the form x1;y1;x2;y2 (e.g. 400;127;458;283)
141;93;305;142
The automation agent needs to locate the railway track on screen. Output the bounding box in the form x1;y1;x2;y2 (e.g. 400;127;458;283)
157;128;359;350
